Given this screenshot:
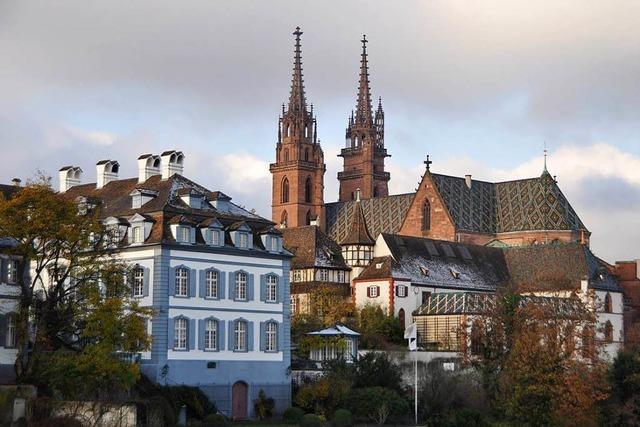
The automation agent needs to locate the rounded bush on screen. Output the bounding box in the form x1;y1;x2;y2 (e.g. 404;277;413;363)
332;409;353;427
283;406;305;424
299;413;323;427
203;413;229;427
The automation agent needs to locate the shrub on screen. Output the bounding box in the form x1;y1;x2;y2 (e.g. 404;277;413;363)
283;406;305;424
254;389;275;420
332;409;353;427
30;417;84;427
299;413;323;427
203;413;228;427
347;387;409;425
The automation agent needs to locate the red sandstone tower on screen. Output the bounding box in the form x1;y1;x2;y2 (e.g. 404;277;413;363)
270;27;326;229
338;35;390;202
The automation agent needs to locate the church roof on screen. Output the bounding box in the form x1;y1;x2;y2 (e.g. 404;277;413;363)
325;193;414;244
340;200;374;245
430;172;587;234
282;225;349;270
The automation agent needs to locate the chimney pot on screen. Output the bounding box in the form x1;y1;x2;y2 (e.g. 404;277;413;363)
96;160;119;189
161;150;185;180
58;166;83;193
138;154;161;183
11;178;21;187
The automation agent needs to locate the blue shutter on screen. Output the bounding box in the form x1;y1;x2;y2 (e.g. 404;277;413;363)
247;321;254;351
228;272;236;300
167;317;175;350
219;271;226;299
1;259;8;283
189;269;196;298
228;320;235;350
218;320;225;351
143;267;150;297
199;270;206;298
188;318;196;350
277;275;284;303
247;273;255;301
198;319;205;350
260;275;266;302
259;322;266;351
277;322;284;352
168;266;176;296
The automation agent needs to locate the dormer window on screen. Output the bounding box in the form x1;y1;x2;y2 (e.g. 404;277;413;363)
238;232;248;249
420;266;429;277
178;188;205;209
132;226;143;244
450;267;460;279
130;189;158;209
127;213;154;245
230;223;253;249
178;226;192;243
211;229;221;246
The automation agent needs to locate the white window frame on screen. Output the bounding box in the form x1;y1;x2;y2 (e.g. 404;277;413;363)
5;314;17;348
206;270;218;299
132;226;143;243
369;285;379;298
269;236;279;251
210;229;220;246
175;267;189;297
236;272;247;300
319;269;328;281
337;270;345;283
397;285;408;298
7;259;18;285
293;270;301;283
238;232;248;249
266;322;277;352
133;267;145;297
205;319;218;351
234;320;247;351
291;296;297;314
266;275;278;303
174;317;187;350
179;226;191;243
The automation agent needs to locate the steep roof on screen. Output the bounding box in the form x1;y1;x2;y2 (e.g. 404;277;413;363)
62;174;277;248
282;225;349;270
325;193;414;243
379;233;510;292
340;201;374;245
430;172;587;234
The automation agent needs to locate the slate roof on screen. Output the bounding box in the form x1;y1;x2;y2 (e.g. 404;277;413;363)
281;226;349;270
325;193;414;243
62;174;279;250
374;233;510;292
357;234;620;294
431;172;587;234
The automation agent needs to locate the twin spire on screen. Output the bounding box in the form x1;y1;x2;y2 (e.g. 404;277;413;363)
288;26;307;114
355;35;373;127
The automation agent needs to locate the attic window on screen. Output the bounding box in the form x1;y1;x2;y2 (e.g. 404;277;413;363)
420;266;429;276
376;262;384;269
450;267;460;279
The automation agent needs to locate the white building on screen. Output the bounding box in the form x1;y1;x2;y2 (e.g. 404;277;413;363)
60;152;292;419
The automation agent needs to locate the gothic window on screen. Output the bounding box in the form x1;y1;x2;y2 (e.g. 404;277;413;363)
604;321;614;343
286;124;291;137
423;200;431;231
604;292;612;313
305;210;312;226
282;177;290;203
304;177;312;203
581;326;594;359
281;210;288;226
398;308;406;330
304;148;309;161
284;149;289;162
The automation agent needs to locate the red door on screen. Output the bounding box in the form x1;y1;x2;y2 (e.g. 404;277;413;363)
232;381;248;420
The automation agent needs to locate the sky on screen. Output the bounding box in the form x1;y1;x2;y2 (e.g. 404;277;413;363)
0;0;638;262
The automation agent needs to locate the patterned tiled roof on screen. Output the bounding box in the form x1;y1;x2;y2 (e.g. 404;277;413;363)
340;201;374;245
325;193;414;243
431;172;587;234
282;226;349;270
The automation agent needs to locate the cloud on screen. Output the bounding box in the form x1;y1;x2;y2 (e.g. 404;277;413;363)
64;127;118;147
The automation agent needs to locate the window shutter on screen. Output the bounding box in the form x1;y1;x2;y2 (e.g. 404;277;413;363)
218;320;225;351
228;272;236;300
277;276;284;303
366;287;371;298
168;267;176;296
259;321;266;351
143;267;150;297
189;269;196;298
199;270;206;298
228;321;235;350
0;259;7;284
395;286;399;297
0;314;6;347
247;274;255;301
277;323;284;352
167;317;175;350
190;227;196;244
260;275;266;302
188;318;196;350
198;319;205;350
219;271;226;299
247;321;254;351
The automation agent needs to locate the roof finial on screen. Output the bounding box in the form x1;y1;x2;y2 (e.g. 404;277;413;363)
424;155;433;171
354;34;373;126
355;187;361;202
543;142;548;174
287;26;307;114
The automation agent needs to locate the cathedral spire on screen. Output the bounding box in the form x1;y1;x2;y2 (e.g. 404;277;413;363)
355;35;373;126
288;26;307;114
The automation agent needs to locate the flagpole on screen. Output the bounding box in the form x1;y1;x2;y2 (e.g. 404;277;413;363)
405;321;419;425
414;353;418;425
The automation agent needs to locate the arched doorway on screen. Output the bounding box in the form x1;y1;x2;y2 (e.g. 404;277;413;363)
398;308;406;330
231;381;248;420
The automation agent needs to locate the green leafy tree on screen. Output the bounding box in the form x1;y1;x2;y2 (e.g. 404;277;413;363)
346;387;409;425
357;305;403;349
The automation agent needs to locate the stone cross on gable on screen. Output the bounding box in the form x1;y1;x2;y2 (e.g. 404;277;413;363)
424;155;433;171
